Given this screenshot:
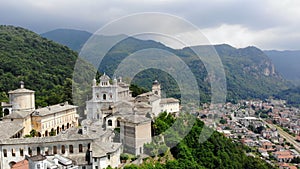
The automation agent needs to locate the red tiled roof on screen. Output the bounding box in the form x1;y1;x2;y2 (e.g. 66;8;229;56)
12;160;28;169
289;166;297;169
277;155;294;159
274;151;291;156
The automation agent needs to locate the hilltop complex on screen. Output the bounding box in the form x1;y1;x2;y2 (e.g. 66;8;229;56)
0;75;180;169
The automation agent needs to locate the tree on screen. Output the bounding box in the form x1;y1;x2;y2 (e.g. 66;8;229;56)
49;130;56;136
220;118;227;124
30;129;37;137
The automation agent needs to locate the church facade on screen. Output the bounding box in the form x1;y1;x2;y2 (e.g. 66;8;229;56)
86;74;180;155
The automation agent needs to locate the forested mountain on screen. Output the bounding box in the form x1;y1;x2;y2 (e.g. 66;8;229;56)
97;37;288;103
0;25;94;108
264;50;300;86
0;24;287;169
41;29;92;52
41;29;289;103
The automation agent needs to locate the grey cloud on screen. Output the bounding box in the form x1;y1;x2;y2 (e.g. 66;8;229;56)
0;0;299;50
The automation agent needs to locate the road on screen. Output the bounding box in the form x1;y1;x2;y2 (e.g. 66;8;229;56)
265;121;300;153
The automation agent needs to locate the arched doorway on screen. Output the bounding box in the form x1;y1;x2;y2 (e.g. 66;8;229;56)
57;126;59;134
9;161;16;168
67;123;70;129
50;128;55;136
45;130;48;137
38;132;41;137
62;125;65;130
117;118;121;127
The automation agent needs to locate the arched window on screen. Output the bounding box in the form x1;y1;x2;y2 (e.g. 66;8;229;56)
117;119;120;127
108;120;112;126
61;145;65;154
79;144;83;153
37;147;41;155
69;145;73;154
103;94;107;100
9;162;16;168
4;109;9;116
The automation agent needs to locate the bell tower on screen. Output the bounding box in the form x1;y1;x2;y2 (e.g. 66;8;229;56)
152;80;161;97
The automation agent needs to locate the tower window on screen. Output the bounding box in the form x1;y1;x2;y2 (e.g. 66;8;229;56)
103;94;107;100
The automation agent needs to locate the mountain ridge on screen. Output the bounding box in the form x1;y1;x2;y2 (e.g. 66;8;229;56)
264;50;300;85
41;28;289;103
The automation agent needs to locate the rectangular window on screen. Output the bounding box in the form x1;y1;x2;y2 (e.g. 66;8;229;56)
28;147;32;156
3;149;7;157
20;148;24;156
69;145;73;154
79;144;83;153
12;149;16;157
53;146;57;154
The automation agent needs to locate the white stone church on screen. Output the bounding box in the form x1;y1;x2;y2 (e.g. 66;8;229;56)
86;74;180;129
85;74;180;155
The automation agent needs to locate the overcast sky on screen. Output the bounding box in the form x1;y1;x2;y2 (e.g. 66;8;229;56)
1;0;300;50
